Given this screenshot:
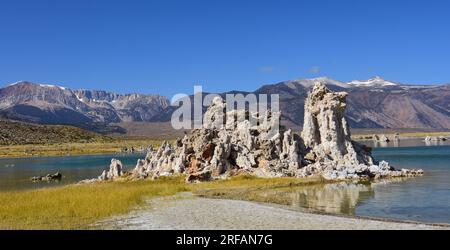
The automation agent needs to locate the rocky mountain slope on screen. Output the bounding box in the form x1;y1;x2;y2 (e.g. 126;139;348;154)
0;81;169;132
254;77;450;129
0;119;111;145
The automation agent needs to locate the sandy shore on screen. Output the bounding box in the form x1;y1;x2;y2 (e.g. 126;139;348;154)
98;194;448;230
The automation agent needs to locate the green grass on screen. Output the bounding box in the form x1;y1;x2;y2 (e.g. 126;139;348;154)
0;175;322;229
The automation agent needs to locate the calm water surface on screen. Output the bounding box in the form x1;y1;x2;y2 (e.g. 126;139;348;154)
253;139;450;224
0;154;143;191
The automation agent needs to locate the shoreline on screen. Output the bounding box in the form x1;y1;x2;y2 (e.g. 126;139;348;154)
0;151;146;161
2;175;450;229
98;193;449;230
0;132;450;160
0;139;162;159
240;196;450;228
352;132;450;141
1;130;449;159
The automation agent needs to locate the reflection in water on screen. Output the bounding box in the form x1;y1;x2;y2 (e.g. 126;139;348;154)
287;183;374;214
251;178;421;216
253;182;374;215
424;140;448;147
373;141;390;148
250;144;450;224
370;177;410;186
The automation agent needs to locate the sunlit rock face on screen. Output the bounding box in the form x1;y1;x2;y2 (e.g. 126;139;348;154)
298;82;422;180
84;81;424;183
302;82;373;167
129;96;304;182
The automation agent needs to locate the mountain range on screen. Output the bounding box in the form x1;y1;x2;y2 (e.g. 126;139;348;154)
256;76;450;129
1;77;450;135
0;81;169;133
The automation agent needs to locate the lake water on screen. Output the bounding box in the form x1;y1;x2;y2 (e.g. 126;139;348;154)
1;139;449;224
249;139;450;224
0;154;143;191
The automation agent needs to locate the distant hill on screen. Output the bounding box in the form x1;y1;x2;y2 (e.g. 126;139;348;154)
0;119;112;145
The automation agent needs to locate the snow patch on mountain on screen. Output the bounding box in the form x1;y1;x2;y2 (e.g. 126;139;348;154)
348;76;399;87
39;84;67;90
7;81;67;90
286;77;350;89
75;94;84;102
9;81;26;86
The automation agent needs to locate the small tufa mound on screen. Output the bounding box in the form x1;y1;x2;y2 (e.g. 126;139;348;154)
373;134;391;142
84;82;424;183
424;136;447;142
99;159;124;181
79;159;125;184
31;172;62;182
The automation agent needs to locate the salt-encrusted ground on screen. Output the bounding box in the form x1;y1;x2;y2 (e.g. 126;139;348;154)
98;194;447;230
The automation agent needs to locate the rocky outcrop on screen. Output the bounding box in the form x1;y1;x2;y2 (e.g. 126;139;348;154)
101;159;124;180
302;83;374;167
424;136;447;142
84;81;423;183
31;172;62;182
123;95;305;183
297;83;422;180
80;159;124;183
373;134;391;142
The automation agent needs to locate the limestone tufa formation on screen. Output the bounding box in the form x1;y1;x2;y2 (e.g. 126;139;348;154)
31;172;62;182
80;159;124;183
85;81;424;183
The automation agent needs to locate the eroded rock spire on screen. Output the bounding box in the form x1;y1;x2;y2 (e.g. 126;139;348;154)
302;81;373;166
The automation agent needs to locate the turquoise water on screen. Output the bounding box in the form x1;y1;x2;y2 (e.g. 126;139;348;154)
0;154;143;191
356;145;450;223
250;140;450;224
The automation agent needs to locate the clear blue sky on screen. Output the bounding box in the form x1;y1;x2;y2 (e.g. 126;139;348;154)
1;0;449;97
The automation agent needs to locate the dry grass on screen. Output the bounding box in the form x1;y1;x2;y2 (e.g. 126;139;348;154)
396;132;450;138
0;139;164;158
0;177;189;229
0;175;323;229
